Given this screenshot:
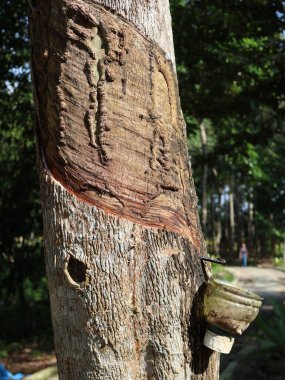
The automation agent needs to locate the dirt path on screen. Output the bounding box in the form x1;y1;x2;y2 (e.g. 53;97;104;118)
226;266;285;304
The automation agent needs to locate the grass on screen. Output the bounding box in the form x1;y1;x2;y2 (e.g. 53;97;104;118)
211;263;234;282
0;341;23;359
274;257;285;271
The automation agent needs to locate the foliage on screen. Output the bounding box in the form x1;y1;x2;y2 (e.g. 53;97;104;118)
171;0;285;257
0;0;51;343
274;257;285;270
211;263;234;282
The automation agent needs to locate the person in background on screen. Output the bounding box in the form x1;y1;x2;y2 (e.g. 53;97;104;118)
239;243;249;267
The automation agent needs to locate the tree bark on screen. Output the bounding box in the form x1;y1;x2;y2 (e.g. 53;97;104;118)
29;1;219;379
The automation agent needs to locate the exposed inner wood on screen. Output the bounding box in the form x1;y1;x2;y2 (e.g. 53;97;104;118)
30;1;201;248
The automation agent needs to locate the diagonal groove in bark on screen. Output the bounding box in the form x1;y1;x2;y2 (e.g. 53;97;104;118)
30;0;202;248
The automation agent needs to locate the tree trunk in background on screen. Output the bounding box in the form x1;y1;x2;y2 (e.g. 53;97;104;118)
212;169;221;257
229;177;235;260
270;213;275;257
29;1;219;378
210;187;215;255
215;191;222;256
235;185;242;255
248;188;254;255
199;120;208;236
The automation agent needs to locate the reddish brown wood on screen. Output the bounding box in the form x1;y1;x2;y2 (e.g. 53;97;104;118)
30;1;200;247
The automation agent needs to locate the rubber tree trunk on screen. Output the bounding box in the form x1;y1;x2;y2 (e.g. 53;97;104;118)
29;1;219;378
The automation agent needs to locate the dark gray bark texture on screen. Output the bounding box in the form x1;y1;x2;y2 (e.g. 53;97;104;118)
29;0;219;379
